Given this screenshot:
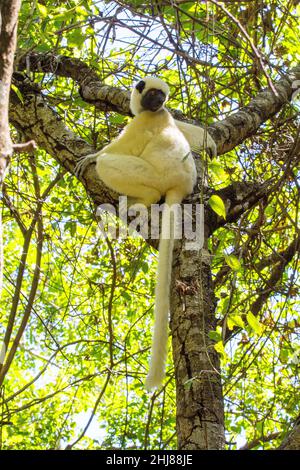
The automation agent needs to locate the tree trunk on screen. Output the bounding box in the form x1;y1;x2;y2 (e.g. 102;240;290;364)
0;0;21;181
171;235;224;450
0;0;22;299
170;159;225;450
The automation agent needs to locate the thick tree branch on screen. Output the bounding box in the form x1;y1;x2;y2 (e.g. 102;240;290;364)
16;52;300;156
7;17;299;452
9;75;113;209
12;140;37;153
14;54;300;244
10;76;282;248
17;52;131;115
10;74;298;257
256;239;300;271
212;66;300;154
207;180;272;234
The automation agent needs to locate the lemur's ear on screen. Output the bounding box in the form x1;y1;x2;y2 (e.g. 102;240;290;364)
136;80;146;93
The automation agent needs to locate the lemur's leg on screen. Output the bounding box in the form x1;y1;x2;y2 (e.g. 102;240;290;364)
96;153;162;207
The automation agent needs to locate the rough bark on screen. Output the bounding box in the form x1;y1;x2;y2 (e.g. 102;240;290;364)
210;66;300;154
0;0;21;298
9;79;280;238
278;416;300;450
16;52;131;114
9;76;112;207
0;0;21;181
9;78;226;449
171;238;224;449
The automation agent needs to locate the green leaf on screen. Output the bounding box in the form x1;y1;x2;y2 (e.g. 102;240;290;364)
121;291;132;301
227;315;245;330
279;347;289;364
109;114;127;125
141;262;149;274
75;6;89;17
67;29;85;48
37;3;48;17
209;330;222;342
246;312;263;335
11;84;24;104
209;159;228;181
208;195;226;219
214;340;228;360
225;254;241;271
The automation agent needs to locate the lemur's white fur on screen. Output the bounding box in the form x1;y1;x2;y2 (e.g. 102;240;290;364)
175;119;217;156
75;77;216;389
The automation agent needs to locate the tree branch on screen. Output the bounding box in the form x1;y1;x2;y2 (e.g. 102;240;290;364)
224;235;300;343
239;431;281;450
211;65;300;154
0;157;44;387
210;0;278;96
250;235;300;316
16;52;131;114
0;0;22;301
12;140;37;153
16;52;300;156
207;179;273;234
10;73;299;256
9;74;113;209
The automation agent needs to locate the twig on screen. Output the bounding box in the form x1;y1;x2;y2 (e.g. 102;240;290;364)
0;157;44;387
65;372;111;449
12;140;37;153
239;431;281;450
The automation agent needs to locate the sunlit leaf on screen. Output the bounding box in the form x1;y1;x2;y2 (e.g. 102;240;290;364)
224;254;241;271
209;195;226;219
246;312;263;336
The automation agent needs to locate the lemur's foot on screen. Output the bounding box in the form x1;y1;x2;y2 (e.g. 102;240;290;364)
206;134;217;158
74;153;99;177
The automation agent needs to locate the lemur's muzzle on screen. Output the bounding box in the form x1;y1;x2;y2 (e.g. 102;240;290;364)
141;88;166;112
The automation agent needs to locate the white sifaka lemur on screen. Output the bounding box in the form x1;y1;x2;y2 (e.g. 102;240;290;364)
76;77;216;389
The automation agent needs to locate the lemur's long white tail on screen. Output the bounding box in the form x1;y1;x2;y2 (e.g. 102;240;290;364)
145;193;180;390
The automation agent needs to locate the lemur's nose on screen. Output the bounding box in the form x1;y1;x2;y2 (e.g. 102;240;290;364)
141;88;166;112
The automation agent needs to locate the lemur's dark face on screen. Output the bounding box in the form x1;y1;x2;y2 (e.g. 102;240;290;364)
135;80;166;112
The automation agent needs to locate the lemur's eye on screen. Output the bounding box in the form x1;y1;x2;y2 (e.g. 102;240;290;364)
136;80;146;93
